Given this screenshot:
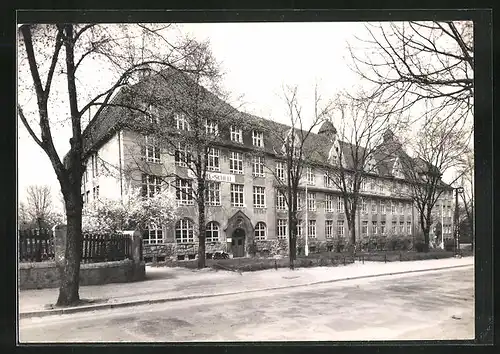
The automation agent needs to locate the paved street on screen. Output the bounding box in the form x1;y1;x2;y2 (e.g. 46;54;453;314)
19;266;474;342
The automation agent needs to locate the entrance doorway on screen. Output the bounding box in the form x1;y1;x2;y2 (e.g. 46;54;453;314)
231;228;245;258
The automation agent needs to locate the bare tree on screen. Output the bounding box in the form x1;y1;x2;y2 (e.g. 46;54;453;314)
458;149;474;249
321;90;406;253
400;112;471;251
348;21;473;125
17;23;209;305
117;43;244;269
256;85;330;268
18;202;30;229
25;185;54;227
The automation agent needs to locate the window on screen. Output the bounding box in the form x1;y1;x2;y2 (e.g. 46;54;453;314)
372;221;378;235
142;174;162;198
380;201;386;214
308;220;317;238
277;219;287;239
229;151;244;174
325;220;334;238
144;224;163;245
276;191;287;210
391;202;396;214
205;182;221;206
306;167;315;185
91;153;99;178
147;104;160;124
206;148;220;171
296;220;303;237
276;162;285;182
406;222;412;235
380;221;386;235
399;222;405;234
175;113;189;131
175;143;190;167
337;196;344;213
144;136;161;163
231;184;244;207
255;222;267;240
325;194;335;212
252;156;265;177
336;220;344;238
361;198;367;213
392;221;397;235
307;192;316;211
407;203;412;214
92;186;99;200
362;221;368;235
371;201;377;213
230;125;243;143
370;179;375;191
253;186;266;208
205;222;220;242
399;202;404;215
252;130;264;147
175;178;193;205
205;120;219;136
361;179;367;191
176;219;194;243
379;182;384;193
324;174;333;188
85;191;89;204
297;192;305;210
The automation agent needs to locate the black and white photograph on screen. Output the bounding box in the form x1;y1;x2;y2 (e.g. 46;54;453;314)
16;12;484;343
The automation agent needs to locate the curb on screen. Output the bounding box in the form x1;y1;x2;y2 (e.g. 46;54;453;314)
20;263;473;319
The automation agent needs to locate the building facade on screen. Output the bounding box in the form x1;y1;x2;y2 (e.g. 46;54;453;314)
80;72;454;262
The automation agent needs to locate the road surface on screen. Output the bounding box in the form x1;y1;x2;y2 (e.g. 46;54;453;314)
19;266;474;342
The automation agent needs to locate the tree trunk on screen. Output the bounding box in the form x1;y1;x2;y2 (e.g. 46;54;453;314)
348;217;356;255
56;197;83;306
288;213;297;270
197;179;206;269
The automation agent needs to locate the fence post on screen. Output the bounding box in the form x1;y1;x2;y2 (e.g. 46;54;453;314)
343;256;346;266
53;224;67;272
384;252;387;263
130;230;145;281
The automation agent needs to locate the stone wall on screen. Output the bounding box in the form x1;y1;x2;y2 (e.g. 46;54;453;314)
18;260;146;290
143;241;228;261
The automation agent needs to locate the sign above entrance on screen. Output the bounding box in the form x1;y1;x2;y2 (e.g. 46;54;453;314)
187;170;235;183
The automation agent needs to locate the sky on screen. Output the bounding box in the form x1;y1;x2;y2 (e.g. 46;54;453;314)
17;22;468;210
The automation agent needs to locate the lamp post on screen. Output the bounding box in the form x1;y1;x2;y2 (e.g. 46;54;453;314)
454;186;464;255
305;182;309;257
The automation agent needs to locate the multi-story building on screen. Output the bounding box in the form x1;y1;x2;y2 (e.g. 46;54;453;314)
80;70;454;261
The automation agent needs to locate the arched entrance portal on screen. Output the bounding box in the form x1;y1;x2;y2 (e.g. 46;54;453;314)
231;228;246;258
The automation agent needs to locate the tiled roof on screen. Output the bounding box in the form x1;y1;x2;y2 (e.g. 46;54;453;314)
79;69;451;188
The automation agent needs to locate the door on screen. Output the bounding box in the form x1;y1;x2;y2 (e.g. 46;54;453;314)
232;229;245;258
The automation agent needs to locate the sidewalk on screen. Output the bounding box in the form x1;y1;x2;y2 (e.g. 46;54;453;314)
19;256;473;318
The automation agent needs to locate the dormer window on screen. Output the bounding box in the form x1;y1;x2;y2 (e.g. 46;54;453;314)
252;130;264;147
205;120;219;136
147;104;159;124
365;157;377;174
230;125;243;143
175;113;190;131
392;158;405;179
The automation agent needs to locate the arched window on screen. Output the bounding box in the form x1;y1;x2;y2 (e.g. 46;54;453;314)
205;221;220;243
255;222;267;240
176;218;194;244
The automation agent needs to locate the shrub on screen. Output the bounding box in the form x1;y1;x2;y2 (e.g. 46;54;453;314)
414;242;427;252
444;238;455;251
